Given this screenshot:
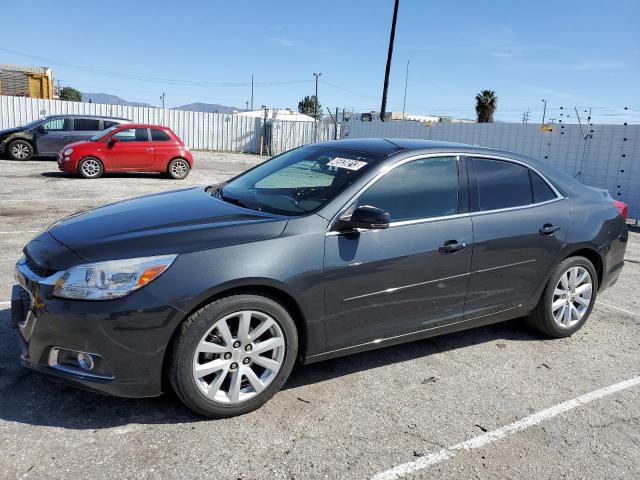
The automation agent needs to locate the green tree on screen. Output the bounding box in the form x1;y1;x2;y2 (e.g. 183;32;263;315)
298;95;321;120
59;86;82;102
475;90;498;123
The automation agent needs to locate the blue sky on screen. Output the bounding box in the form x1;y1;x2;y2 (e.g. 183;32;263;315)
2;0;639;122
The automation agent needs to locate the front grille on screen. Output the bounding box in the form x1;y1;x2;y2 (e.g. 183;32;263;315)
25;254;57;278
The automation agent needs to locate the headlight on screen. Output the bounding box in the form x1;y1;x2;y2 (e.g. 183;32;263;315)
64;148;74;156
53;254;177;300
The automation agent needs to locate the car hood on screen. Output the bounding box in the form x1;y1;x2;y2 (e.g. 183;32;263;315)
45;187;289;263
64;140;91;149
0;127;23;139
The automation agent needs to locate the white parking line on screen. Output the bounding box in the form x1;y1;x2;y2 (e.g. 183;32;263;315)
596;300;639;318
0;301;10;307
0;230;40;234
371;376;640;480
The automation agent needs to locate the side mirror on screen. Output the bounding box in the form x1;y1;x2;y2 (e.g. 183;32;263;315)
108;136;119;145
336;205;390;231
36;125;46;133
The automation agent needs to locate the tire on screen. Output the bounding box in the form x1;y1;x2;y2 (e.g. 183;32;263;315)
8;140;34;161
527;256;598;338
77;157;104;179
167;158;190;179
168;294;298;418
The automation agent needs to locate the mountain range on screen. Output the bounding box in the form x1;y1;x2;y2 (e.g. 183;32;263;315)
81;92;239;114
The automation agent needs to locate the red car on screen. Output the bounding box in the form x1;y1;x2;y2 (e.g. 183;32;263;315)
57;124;193;179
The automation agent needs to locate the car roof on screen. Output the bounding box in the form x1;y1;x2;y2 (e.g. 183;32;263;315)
113;123;171;129
313;138;475;156
47;114;130;121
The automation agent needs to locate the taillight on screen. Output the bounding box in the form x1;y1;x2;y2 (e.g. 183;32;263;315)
613;200;628;221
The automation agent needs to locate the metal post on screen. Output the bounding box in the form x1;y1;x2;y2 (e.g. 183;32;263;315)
313;73;321;141
250;75;254;111
541;99;547;124
402;60;409;120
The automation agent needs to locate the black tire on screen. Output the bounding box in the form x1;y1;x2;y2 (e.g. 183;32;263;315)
168;294;298;418
77;157;104;179
527;256;598;338
167;158;190;179
8;140;34;161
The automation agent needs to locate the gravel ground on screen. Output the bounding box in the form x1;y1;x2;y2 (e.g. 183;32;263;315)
0;152;638;480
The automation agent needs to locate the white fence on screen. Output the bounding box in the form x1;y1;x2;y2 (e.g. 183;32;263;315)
342;120;640;219
0;95;335;155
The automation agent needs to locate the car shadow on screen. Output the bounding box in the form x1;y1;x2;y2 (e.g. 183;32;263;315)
40;171;166;179
0;307;541;429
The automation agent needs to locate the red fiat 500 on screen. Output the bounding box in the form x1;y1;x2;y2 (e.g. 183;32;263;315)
57;124;193;179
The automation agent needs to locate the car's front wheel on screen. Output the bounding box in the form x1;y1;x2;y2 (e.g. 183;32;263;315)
527;256;597;337
78;157;104;179
8;140;34;161
169;294;298;418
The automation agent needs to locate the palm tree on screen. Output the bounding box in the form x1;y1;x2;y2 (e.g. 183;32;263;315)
475;90;498;123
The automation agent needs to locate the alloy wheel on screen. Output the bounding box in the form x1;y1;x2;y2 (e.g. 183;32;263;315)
551;266;593;328
171;160;188;178
192;310;285;404
81;159;101;177
11;143;29;159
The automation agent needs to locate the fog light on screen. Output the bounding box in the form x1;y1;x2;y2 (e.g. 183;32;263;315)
77;352;95;370
64;156;70;162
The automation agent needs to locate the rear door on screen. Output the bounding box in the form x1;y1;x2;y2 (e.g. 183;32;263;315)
463;156;571;321
35;117;70;155
70;117;102;143
323;155;473;351
108;127;155;170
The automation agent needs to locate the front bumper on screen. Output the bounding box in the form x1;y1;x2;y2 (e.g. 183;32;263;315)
11;257;184;398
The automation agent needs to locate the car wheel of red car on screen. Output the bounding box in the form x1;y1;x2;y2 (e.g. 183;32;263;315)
167;158;190;179
78;157;104;179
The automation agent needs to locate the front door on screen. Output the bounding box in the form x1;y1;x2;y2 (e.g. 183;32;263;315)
35;118;71;155
107;127;155;170
324;156;473;351
464;156;571;320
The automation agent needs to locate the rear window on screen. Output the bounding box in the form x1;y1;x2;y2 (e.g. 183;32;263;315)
151;129;171;141
73;118;101;131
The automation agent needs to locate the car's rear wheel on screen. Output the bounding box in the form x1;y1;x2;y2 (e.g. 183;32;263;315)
167;158;190;179
169;294;298;418
8;140;34;161
78;157;104;179
527;256;597;337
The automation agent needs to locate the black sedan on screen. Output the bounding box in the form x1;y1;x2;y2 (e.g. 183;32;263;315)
12;139;628;418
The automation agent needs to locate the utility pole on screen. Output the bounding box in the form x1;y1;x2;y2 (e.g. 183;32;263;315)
522;110;530;124
541;99;547;124
380;0;400;121
56;80;61;96
250;75;254;111
313;73;322;120
402;59;409;120
160;92;165;109
246;101;249;112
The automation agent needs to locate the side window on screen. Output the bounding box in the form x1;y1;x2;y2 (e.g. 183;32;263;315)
356;156;458;222
41;118;69;131
112;128;149;142
151;129;171;141
530;170;557;203
473;158;532;211
103;120;120;129
73;118;101;131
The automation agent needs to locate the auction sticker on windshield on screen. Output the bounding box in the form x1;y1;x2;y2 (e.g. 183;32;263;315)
327;157;368;170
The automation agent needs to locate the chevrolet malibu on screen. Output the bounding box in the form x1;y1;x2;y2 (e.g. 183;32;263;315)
12;139;628;418
57;123;193;179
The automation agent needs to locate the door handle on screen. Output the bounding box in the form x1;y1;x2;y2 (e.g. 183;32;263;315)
145;147;154;152
439;240;466;254
539;224;560;235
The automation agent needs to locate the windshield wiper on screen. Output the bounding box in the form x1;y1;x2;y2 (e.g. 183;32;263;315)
216;187;250;209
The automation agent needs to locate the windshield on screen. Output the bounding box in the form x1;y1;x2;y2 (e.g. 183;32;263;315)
217;146;380;216
90;125;119;141
23;119;44;129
